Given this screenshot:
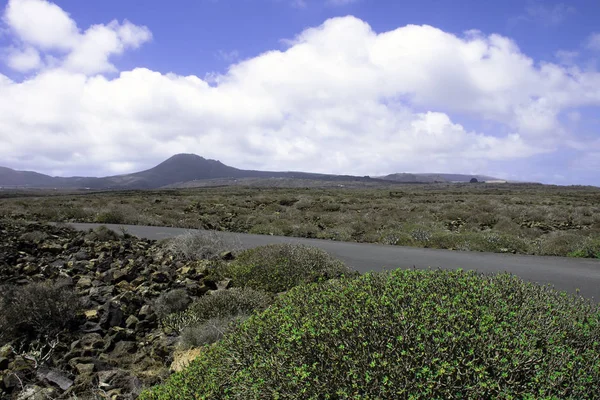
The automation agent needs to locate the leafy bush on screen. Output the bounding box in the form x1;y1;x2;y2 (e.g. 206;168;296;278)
163;231;238;261
0;280;82;341
536;231;582;256
141;269;600;399
467;232;529;254
568;237;600;258
220;244;356;293
84;225;120;242
161;288;273;334
154;289;191;320
19;230;49;243
95;209;127;224
187;287;273;321
321;202;341;212
180;315;249;349
410;228;431;243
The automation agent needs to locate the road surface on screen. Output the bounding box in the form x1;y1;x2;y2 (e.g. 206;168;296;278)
64;222;600;300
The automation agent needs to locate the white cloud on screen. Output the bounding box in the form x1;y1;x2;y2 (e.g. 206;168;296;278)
4;45;42;72
0;3;599;182
555;50;578;65
217;49;240;62
1;0;151;75
3;0;79;50
62;21;152;75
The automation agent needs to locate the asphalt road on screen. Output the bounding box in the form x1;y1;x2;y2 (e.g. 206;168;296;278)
64;222;600;300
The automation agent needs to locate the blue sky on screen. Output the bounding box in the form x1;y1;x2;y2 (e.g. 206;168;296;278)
1;0;600;185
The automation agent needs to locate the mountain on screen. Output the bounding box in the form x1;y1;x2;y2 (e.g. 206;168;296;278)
0;166;57;187
376;173;499;183
0;154;377;189
0;154;501;189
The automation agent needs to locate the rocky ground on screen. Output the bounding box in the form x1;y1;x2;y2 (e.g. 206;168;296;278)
0;220;228;399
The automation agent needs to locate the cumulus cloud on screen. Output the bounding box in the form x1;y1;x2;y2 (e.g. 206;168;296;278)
3;45;42;72
3;0;79;50
0;1;599;181
2;0;151;75
217;49;240;62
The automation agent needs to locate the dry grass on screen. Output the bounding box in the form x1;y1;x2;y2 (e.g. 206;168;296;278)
1;183;599;257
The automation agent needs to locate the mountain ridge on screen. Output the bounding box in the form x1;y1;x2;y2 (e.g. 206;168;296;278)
0;154;502;189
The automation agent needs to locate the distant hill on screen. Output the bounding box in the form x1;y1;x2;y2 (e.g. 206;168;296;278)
375;173;499;183
0;154;378;189
0;166;57;187
0;154;503;189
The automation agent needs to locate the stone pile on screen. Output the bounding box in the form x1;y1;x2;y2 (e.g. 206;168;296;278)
0;221;221;399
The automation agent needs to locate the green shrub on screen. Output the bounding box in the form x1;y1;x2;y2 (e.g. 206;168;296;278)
163;231;238;261
321;202;341;212
154;289;191;320
19;230;49;243
141;269;600;399
377;231;414;246
221;244;356;293
466;232;529;254
84;225;120;242
179;315;249;349
0;280;82;342
187;287;273;321
161;288;273;334
427;231;464;249
294;199;312;210
536;231;582;256
95;209;127;224
568;237;600;258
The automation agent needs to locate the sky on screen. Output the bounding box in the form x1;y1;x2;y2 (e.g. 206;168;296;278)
0;0;599;185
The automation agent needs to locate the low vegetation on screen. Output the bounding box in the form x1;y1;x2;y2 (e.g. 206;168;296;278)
159;287;274;335
162;230;239;261
214;243;357;293
1;183;599;258
141;269;600;399
2;219;599;398
0;280;82;342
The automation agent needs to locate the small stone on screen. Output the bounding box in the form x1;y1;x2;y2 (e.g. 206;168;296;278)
107;388;123;400
16;385;56;400
216;279;232;290
3;372;22;390
112;269;129;282
99;301;124;329
23;264;39;275
180;266;191;275
108;326;135;342
125;315;139;330
98;370;118;389
76;277;93;289
75;363;95;376
84;309;99;321
0;344;12;358
110;341;137;358
151;271;169;283
170;348;203;372
220;251;234;260
74;251;89;261
138;305;153;319
38;369;74;391
115;280;133;292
